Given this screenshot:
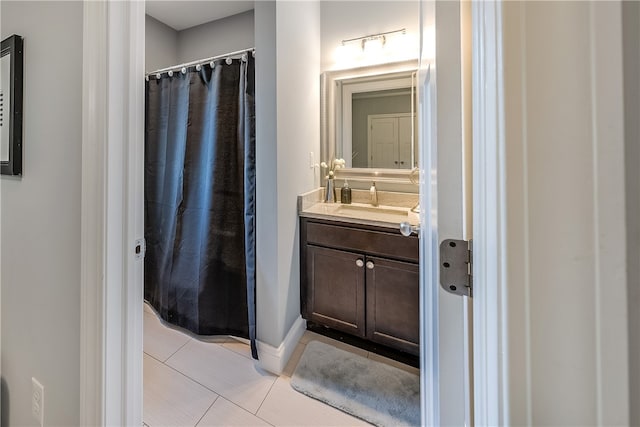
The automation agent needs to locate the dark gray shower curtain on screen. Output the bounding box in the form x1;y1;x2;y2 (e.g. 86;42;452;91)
144;55;257;358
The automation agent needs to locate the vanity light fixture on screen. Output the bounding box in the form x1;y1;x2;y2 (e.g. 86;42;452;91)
341;28;406;53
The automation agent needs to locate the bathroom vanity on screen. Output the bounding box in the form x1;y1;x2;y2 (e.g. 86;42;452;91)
301;58;422;357
299;191;420;356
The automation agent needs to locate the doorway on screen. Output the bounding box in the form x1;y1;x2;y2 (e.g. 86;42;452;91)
79;1;480;424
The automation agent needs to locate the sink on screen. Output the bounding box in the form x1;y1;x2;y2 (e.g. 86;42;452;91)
302;202;419;226
335;204;409;218
331;203;416;224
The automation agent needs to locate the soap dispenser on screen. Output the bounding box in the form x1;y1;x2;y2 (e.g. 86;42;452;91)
341;179;352;204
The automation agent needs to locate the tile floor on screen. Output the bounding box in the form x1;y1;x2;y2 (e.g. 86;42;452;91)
143;304;419;427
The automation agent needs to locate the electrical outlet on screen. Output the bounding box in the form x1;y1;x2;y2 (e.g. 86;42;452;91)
309;151;315;169
32;377;44;427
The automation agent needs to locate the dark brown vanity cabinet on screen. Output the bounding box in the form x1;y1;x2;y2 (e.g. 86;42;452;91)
365;256;419;354
305;245;366;337
300;218;420;355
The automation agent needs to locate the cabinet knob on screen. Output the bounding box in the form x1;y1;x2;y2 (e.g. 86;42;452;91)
356;259;364;268
366;261;375;270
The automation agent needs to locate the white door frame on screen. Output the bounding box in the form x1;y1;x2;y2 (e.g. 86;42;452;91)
79;0;506;425
471;0;505;425
417;61;440;426
80;1;145;425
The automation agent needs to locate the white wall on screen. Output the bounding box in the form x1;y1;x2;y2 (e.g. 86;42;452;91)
320;1;419;71
145;14;178;73
254;1;320;350
502;2;629;424
623;2;640;425
0;2;83;426
177;10;254;64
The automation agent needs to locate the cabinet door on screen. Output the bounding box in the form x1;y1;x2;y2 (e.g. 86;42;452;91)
306;245;366;337
365;256;420;354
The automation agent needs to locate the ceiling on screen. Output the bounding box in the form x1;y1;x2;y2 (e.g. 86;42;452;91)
146;1;254;31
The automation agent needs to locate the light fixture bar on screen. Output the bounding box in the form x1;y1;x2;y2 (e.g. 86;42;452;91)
341;28;406;46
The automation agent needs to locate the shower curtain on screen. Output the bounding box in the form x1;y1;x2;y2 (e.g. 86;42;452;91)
144;54;257;358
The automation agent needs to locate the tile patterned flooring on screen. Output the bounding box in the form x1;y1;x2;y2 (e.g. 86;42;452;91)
143;304;419;427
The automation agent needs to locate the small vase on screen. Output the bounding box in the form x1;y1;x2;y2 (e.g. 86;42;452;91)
324;178;337;203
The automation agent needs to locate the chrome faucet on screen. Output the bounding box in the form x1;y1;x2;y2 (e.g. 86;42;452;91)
370;182;378;206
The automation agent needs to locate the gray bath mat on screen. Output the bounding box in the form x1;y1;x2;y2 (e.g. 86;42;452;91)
290;340;420;426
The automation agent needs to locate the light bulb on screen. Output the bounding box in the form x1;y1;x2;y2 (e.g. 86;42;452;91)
363;36;385;58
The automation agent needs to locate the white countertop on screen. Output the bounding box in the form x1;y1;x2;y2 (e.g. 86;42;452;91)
299;201;420;230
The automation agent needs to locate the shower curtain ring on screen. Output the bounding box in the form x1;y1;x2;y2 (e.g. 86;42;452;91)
156;73;161;80
210;61;215;69
226;57;233;65
145;75;149;82
168;70;174;77
196;64;202;71
241;54;248;62
181;67;187;74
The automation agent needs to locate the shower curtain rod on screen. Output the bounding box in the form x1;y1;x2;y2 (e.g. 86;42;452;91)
145;47;255;77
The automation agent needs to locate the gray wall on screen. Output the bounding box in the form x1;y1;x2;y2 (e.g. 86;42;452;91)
275;1;321;343
177;10;254;64
352;93;411;168
145;10;254;72
0;2;83;426
254;1;279;348
145;15;178;73
255;1;320;350
623;2;640;425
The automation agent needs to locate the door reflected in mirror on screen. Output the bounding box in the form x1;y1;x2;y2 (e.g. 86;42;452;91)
348;84;416;169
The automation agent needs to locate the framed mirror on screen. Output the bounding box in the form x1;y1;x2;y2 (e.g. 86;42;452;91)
320;59;418;186
1;34;24;176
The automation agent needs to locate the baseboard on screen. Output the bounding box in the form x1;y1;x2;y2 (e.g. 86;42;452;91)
257;315;306;375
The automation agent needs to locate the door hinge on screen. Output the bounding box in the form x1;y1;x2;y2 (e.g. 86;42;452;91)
134;238;146;260
439;239;472;297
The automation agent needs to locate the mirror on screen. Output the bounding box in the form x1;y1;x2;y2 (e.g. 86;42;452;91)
321;59;418;183
1;34;24;176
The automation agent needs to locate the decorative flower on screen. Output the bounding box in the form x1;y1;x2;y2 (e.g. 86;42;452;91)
321;158;345;179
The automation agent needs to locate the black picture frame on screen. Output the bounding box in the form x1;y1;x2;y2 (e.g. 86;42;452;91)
1;34;23;176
